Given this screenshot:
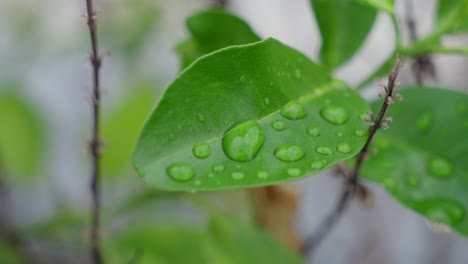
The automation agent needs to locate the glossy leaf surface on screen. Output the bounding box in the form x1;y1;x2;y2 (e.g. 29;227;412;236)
357;0;394;13
361;87;468;235
436;0;468;33
176;9;260;69
102;84;157;176
133;38;370;191
0;92;44;178
310;0;377;70
105;214;301;264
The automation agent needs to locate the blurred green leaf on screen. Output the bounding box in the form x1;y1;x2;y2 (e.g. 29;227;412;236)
102;82;157;176
0;91;44;178
356;0;394;13
310;0;377;70
437;0;468;34
133;38;369;191
0;242;24;264
361;87;468;236
101;0;159;57
105;214;301;264
176;9;260;69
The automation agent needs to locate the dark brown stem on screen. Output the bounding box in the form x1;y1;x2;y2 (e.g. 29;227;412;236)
84;0;103;263
303;56;402;256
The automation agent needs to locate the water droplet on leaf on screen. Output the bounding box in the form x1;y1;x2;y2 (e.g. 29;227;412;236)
354;129;366;137
212;164;225;173
197;113;206;122
240;75;246;82
257;171;269;179
272;120;286;131
417;111;432;132
295;69;302;79
336;132;344;137
307;127;320;137
337;143;351;154
287;168;302;177
264;97;271;105
315;146;334;155
232;172;245;180
274;144;305;162
192;143;211;159
310;161;324;170
418;199;464;225
281;101;307;120
406;174;420;188
167;163;195;182
222;120;265;162
320;106;349;125
428;157;453;179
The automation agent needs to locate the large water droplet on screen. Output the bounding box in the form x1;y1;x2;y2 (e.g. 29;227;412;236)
287;168;302;177
354;129;366;137
232;172;245;180
295;69;302;79
212;164;225;173
315;146;334;155
167;163;195;182
307;127;320;137
281;101;307;120
320;106;349;125
428;157;453;179
197;113;206;122
257;171;269;179
222;120;265;162
337;143;351;154
274;144;305;162
272;120;286;131
417;111;432;132
310;161;324;170
192;143;211;159
418;199;464;225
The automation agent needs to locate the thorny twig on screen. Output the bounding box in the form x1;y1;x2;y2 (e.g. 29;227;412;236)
303;56;402;256
84;0;103;263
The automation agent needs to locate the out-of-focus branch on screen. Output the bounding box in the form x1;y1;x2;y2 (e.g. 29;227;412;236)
83;0;103;263
303;56;403;256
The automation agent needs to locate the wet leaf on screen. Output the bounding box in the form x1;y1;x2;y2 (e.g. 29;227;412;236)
133;38;369;191
361;87;468;236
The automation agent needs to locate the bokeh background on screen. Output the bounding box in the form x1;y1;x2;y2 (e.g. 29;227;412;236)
1;0;467;263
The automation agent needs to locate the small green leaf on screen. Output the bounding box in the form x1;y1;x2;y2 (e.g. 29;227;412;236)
310;0;377;70
176;9;260;69
105;214;301;264
102;83;157;176
133;38;369;191
437;0;468;34
0;91;44;178
356;0;394;13
360;87;468;236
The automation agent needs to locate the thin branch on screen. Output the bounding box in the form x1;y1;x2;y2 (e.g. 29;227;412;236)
213;0;228;8
84;0;103;263
303;56;402;256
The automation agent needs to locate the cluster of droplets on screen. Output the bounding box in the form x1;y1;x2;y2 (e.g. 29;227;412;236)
166;97;368;184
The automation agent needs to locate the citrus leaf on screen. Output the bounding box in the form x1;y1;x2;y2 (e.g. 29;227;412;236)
133;38;370;191
176;8;260;69
0;91;44;178
105;214;301;264
102;83;157;176
437;0;468;34
310;0;377;70
356;0;394;13
360;87;468;236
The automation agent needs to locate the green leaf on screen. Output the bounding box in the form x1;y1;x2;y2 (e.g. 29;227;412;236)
105;214;301;264
360;87;468;236
0;242;24;264
102;83;157;176
356;0;394;13
310;0;377;70
0;91;44;178
176;9;260;69
133;38;370;191
436;0;468;34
